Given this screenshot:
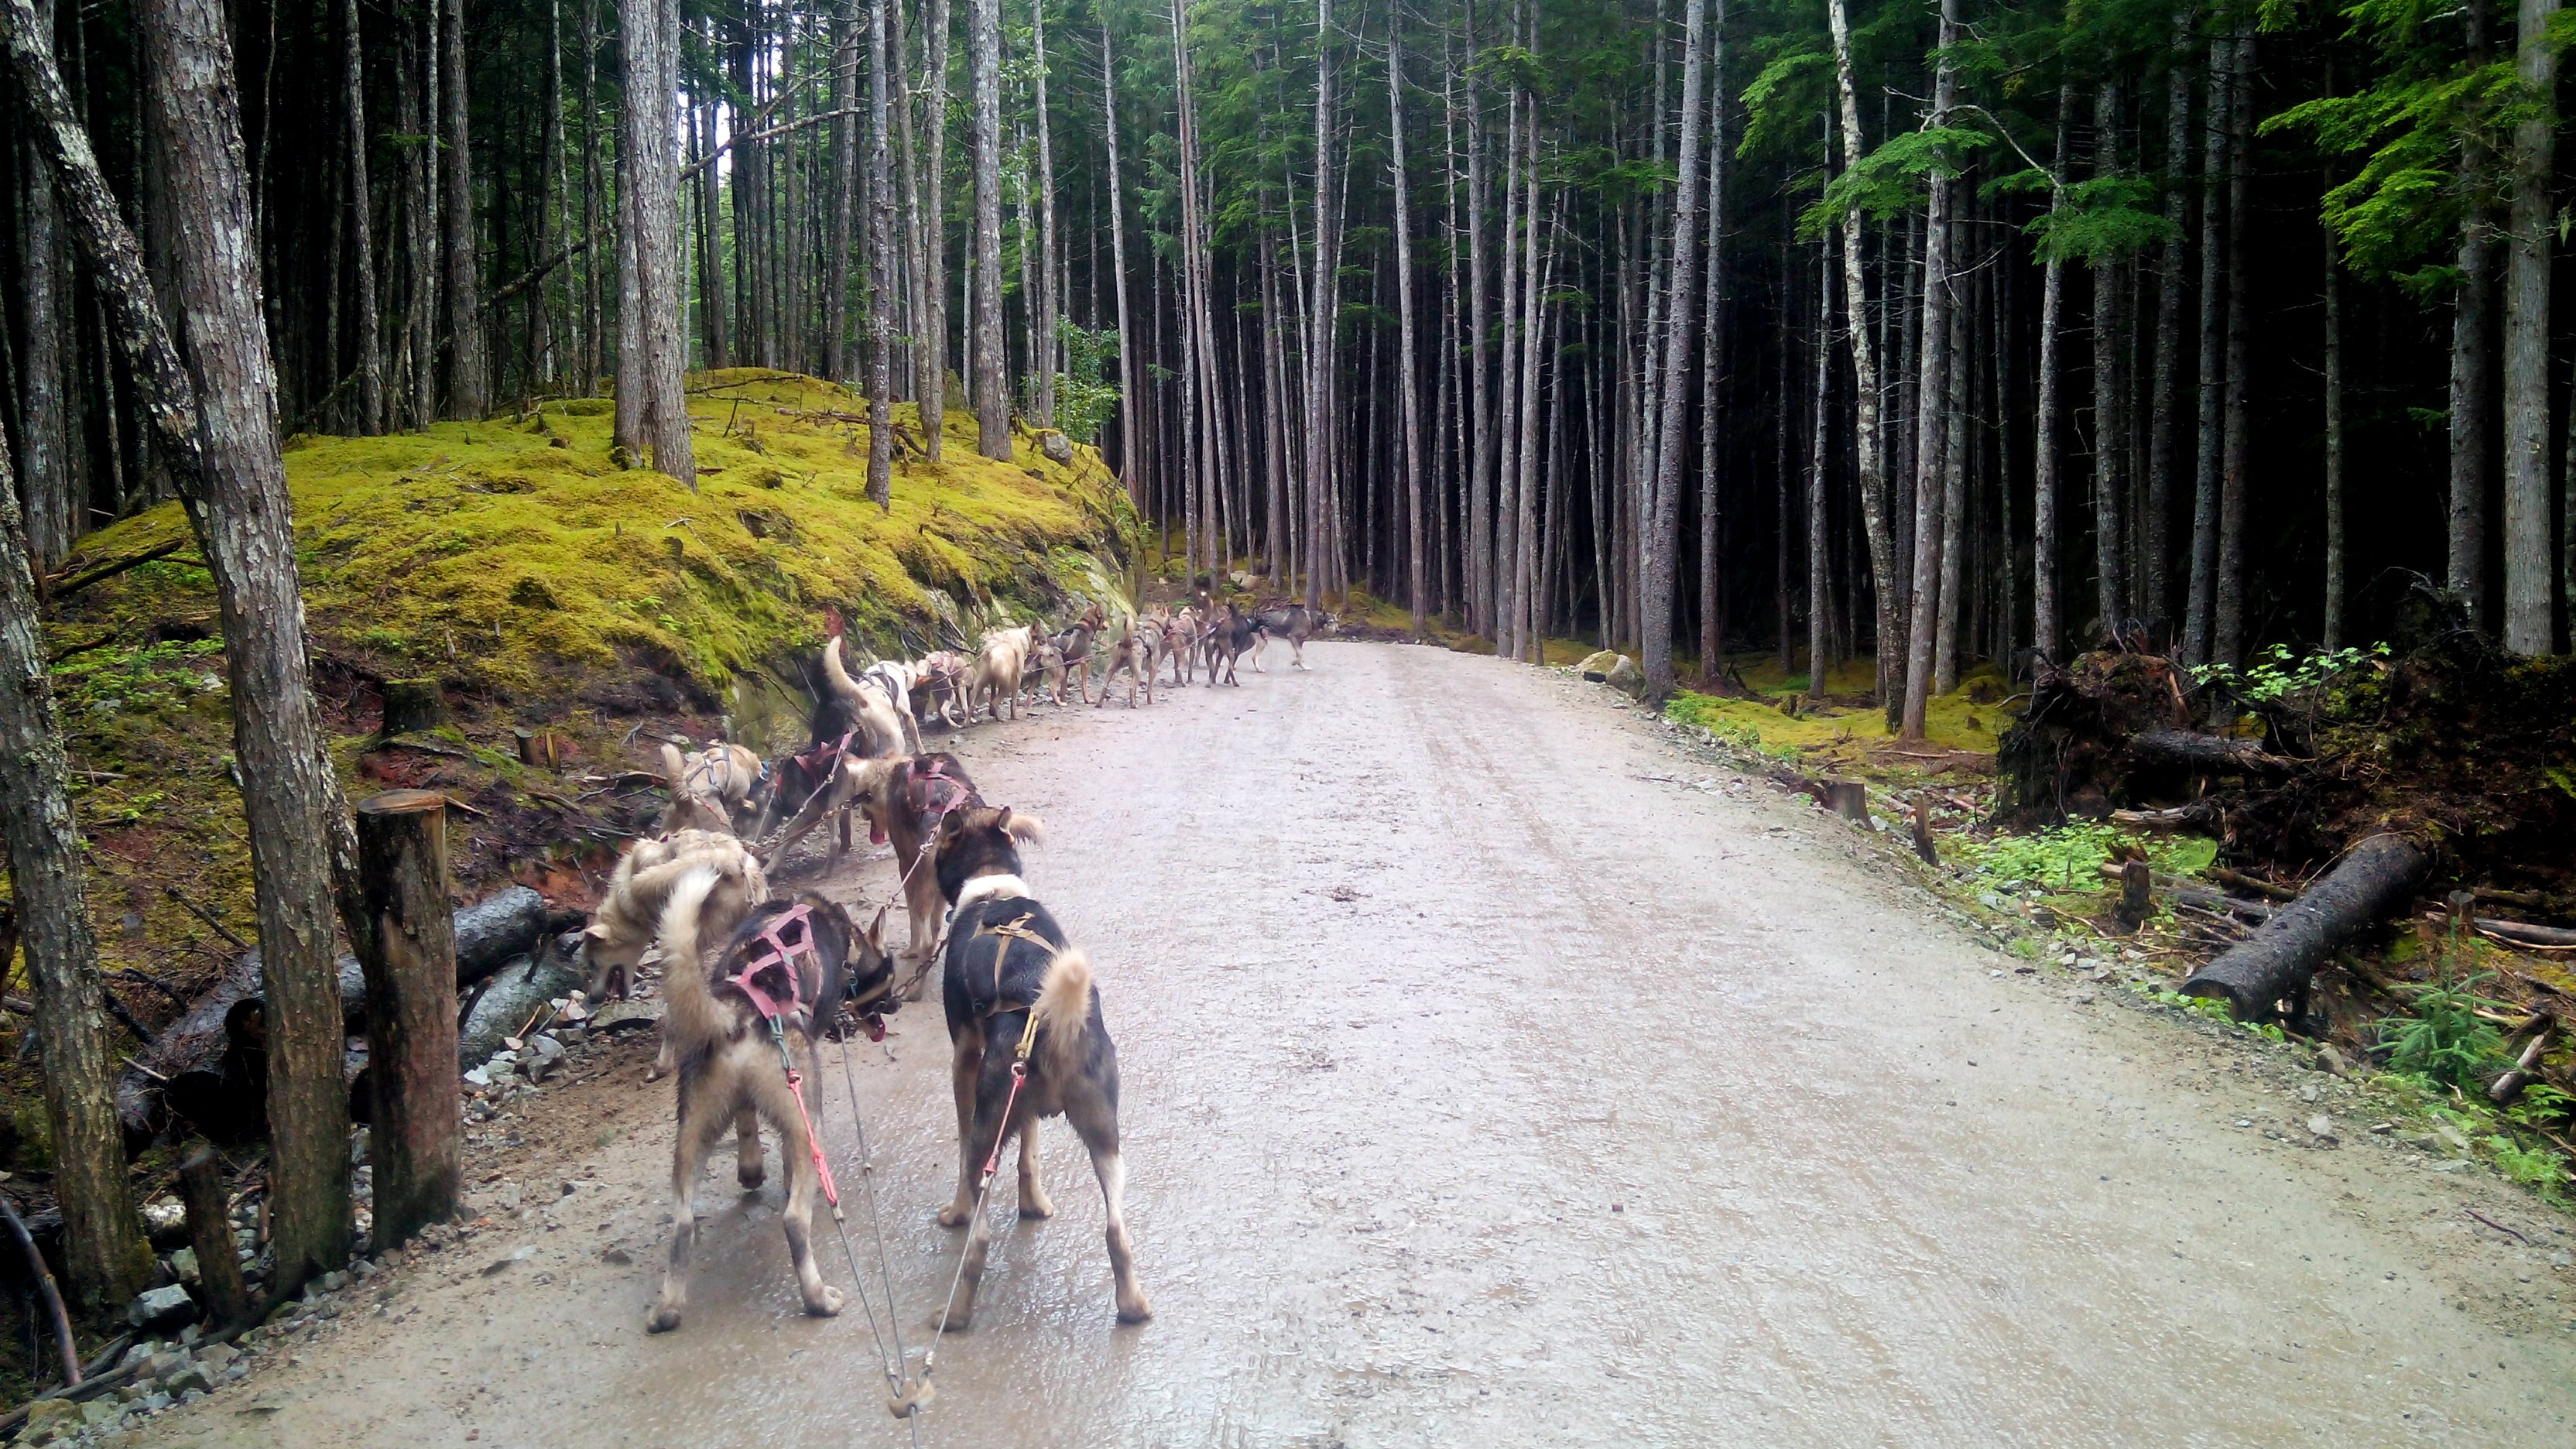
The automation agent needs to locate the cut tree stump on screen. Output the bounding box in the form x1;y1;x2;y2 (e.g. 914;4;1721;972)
353;790;462;1249
1910;798;1938;865
2180;834;2430;1020
177;1143;251;1327
379;679;449;737
2116;860;2154;930
1824;779;1869;824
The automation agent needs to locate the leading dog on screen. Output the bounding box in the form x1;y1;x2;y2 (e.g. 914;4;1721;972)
645;867;899;1333
928;805;1149;1330
763;752;981;988
1250;602;1334;670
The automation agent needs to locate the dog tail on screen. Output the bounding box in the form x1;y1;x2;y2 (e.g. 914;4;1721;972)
655;863;729;1050
660;742;688;788
1030;947;1093;1079
821;634;867;708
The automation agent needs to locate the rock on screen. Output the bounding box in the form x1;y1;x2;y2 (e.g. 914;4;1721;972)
119;1342;159;1372
589;1000;661;1034
196;1341;238;1369
139;1197;188;1248
318;1269;348;1293
1575;649;1618;680
142;1392;173;1413
2073;992;2098;1005
144;1349;189;1383
462;1066;492;1088
524;1035;566;1082
20;1397;80;1438
601;1245;634;1266
126;1283;197;1332
2307;1115;2336;1141
483;1245;537;1276
80;1399;122;1427
1603;655;1643;694
1037;430;1074;464
2315;1043;2351;1077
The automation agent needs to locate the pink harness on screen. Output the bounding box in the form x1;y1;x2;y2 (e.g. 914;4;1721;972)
725;905;842;1206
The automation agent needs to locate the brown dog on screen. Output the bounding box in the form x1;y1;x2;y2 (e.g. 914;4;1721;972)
646;871;899;1333
763;752;981;990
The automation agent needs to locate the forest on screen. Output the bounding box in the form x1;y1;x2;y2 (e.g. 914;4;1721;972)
6;0;2576;1382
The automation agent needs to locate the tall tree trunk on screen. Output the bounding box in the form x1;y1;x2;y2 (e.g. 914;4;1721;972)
5;0;371;1295
865;0;894;509
2090;81;2128;635
2323;215;2346;648
1898;0;1959;738
2451;0;2498;622
917;0;951;459
968;0;1009;457
1389;29;1427;637
2033;87;2072;666
2212;29;2254;666
1806;224;1833;694
14;0;73;568
1464;36;1493;632
1934;187;1970;695
2181;36;2231;666
2143;12;2191;625
341;0;382;433
1828;0;1895;701
618;0;694;487
697;101;730;368
1643;0;1712;704
823;0;858;383
2501;0;2559;653
580;0;602;394
1698;0;1730;680
1101;20;1136;498
0;428;150;1317
1302;0;1336;611
440;0;484;416
1031;0;1059;426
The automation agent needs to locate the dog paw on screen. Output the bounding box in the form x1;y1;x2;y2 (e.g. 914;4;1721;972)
806;1285;845;1318
934;1201;975;1229
1115;1293;1154;1325
1018;1192;1056;1221
737;1166;766;1191
930;1309;973;1334
646;1304;683;1334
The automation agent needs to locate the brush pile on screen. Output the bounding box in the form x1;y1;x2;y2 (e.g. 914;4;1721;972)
1996;632;2576;1023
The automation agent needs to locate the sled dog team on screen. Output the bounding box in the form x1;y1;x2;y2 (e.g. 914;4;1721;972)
581;598;1332;1337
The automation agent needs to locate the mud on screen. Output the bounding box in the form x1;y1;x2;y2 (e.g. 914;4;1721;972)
134;645;2576;1447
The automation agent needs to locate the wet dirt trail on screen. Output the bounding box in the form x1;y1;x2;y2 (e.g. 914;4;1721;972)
139;643;2575;1447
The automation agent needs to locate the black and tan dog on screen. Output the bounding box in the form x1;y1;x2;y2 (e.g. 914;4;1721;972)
1094;615;1158;708
1048;604;1104;705
928;805;1149;1331
646;868;899;1334
1250;601;1334;670
1201;602;1261;686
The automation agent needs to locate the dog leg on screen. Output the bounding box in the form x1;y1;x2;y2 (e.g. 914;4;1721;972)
936;1038;983;1228
934;1084;1015;1334
1015;1119;1054;1220
649;1088;727;1333
772;1065;845;1319
1088;1142;1151;1324
734;1104;766;1191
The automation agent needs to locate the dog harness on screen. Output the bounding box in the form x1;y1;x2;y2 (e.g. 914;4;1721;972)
726;903;863;1207
965;906;1053;1177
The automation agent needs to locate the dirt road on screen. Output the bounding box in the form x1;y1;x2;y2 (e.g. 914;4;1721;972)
138;643;2576;1447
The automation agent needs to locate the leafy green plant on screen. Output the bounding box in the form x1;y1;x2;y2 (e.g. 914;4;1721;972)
2376;968;2510;1091
2508;1083;2574;1133
1050;322;1122;447
2485;1136;2572;1194
1960;822;2215;892
2189;641;2389;706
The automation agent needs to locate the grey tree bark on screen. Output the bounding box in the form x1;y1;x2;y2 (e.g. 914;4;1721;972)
968;0;1010;458
1698;0;1729;681
1101;19;1137;499
2500;0;2558;653
1898;0;1960;739
1807;221;1834;698
824;0;858;384
618;0;695;488
1389;30;1427;637
866;0;895;509
1643;0;1712;705
439;0;484;417
2033;87;2072;665
1464;39;1493;633
3;0;374;1295
2182;36;2232;667
1031;0;1060;426
15;0;74;570
0;425;151;1317
2212;29;2255;666
917;0;953;460
1303;0;1338;611
341;0;383;433
1828;0;1896;701
2450;0;2497;623
2143;13;2191;627
2089;81;2128;635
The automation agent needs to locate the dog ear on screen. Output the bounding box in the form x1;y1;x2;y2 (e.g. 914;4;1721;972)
865;906;888;953
1000;810;1046;845
581;921;610;941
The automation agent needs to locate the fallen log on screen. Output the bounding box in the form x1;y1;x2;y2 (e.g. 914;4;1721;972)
2210;865;2300;902
116;887;554;1142
2180;834;2430;1021
2128;728;2297;776
2109;802;2223;831
2472;916;2576;949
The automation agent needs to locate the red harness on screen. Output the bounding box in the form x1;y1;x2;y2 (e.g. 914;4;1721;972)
724;905;848;1206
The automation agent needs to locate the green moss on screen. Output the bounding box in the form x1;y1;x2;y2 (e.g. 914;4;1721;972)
70;370;1132;702
1664;654;2015;770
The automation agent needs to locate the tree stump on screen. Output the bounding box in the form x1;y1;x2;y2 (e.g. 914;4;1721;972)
353;790;461;1247
2115;859;2154;931
379;679;448;737
176;1142;251;1327
1910;797;1938;865
1824;779;1869;824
